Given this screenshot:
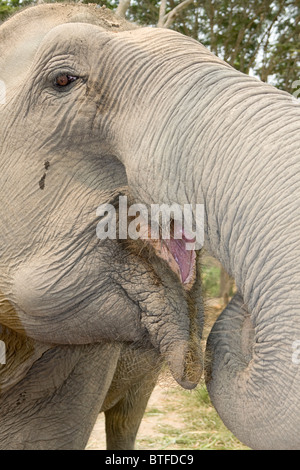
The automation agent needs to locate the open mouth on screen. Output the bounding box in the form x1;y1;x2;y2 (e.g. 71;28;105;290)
101;193;198;290
146;224;197;289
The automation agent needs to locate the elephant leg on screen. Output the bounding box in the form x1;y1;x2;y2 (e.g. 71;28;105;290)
103;344;162;450
104;369;158;450
0;342;121;450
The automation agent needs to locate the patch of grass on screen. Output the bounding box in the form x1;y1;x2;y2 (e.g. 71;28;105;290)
137;384;249;450
179;386;249;450
146;407;165;417
202;265;221;298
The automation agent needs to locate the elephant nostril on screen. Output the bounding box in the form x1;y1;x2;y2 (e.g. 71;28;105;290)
166;340;202;390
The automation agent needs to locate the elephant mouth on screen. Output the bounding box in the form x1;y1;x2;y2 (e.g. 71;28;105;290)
134;218;197;290
110;192;197;289
148;228;197;289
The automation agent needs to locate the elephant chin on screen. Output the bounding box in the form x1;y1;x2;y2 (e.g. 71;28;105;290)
166;340;202;390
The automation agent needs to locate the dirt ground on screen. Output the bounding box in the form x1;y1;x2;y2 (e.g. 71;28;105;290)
86;375;188;450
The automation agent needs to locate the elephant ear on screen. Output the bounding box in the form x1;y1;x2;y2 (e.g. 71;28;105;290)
0;325;50;394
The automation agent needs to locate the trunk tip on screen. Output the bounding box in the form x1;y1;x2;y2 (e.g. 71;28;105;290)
167;341;203;390
175;377;199;390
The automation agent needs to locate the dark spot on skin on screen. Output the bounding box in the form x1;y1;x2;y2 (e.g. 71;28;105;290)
39;161;50;190
39;173;46;190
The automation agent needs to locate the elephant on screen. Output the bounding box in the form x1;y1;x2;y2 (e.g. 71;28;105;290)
0;4;203;450
1;2;300;451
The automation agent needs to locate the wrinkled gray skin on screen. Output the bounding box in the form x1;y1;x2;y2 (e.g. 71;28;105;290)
1;3;300;451
0;4;204;450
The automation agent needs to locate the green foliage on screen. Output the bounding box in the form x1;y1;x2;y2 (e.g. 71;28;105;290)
127;0;160;25
257;2;300;93
0;0;15;21
0;0;35;21
80;0;118;9
202;265;221;298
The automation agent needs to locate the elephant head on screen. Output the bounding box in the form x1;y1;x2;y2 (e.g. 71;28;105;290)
0;4;203;393
1;3;300;450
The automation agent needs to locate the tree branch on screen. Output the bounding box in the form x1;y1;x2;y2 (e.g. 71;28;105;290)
158;0;167;28
116;0;131;18
162;0;195;29
247;0;286;72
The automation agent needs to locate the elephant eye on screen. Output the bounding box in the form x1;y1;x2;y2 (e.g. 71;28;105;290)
54;74;78;88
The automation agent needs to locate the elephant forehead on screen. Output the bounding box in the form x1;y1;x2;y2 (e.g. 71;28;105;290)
0;4;134;88
35;22;112;58
68;11;120;28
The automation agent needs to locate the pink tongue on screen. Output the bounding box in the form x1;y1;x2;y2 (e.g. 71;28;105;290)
147;227;196;288
165;234;196;283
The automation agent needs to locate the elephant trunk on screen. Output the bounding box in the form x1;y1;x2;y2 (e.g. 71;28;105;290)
139;280;203;390
164;339;202;390
162;292;203;390
206;293;300;449
147;233;202;390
